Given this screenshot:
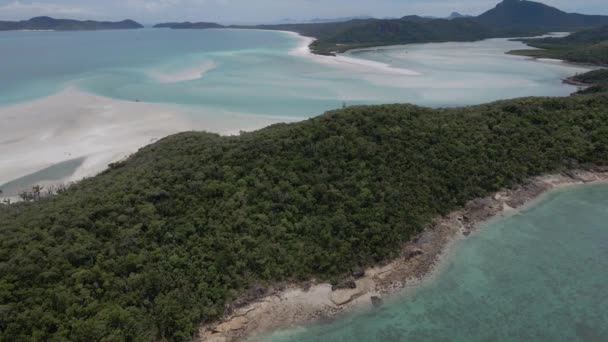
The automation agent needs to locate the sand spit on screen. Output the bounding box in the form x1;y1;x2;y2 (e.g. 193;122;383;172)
284;31;421;76
0;88;295;190
148;60;218;83
198;168;608;342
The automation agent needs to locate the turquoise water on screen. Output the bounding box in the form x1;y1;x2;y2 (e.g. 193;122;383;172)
0;28;593;192
0;157;84;196
265;184;608;341
0;28;590;112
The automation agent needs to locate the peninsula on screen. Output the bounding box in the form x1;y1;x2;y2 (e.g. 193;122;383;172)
0;16;143;31
2;86;608;339
509;25;608;66
154;0;608;55
2;1;608;341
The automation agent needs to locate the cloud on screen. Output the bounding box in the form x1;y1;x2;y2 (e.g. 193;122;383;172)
0;0;605;22
126;0;183;12
0;1;99;19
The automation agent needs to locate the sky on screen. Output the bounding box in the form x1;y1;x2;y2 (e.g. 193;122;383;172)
0;0;607;24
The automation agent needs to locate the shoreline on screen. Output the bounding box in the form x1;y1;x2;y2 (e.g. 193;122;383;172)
0;88;297;196
282;31;421;76
197;168;608;342
506;50;605;69
562;76;592;87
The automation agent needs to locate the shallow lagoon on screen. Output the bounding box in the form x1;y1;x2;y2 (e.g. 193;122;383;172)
0;28;591;192
264;184;608;341
0;29;589;111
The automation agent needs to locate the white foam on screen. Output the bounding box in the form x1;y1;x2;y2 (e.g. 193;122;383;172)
148;60;217;83
537;58;565;63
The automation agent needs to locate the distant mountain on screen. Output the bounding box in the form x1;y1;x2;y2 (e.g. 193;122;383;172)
153;22;223;29
154;0;608;56
0;16;143;31
475;0;608;30
400;15;435;23
320;18;489;44
305;16;374;23
448;12;472;20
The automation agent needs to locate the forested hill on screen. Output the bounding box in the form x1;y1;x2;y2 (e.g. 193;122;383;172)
153;22;223;29
476;0;608;30
255;17;493;54
1;92;608;340
153;0;608;55
571;69;608;94
0;17;143;31
153;17;496;55
509;25;608;66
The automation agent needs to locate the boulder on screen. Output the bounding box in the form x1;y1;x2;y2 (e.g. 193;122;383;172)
352;268;366;279
332;280;356;291
330;278;374;306
406;248;423;260
302;281;312;292
371;296;383;307
253;287;266;298
214;316;249;333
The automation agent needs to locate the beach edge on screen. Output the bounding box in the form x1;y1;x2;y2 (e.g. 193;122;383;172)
198;168;608;342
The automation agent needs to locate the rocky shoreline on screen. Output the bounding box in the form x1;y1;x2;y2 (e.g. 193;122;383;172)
562;77;592;87
198;168;608;342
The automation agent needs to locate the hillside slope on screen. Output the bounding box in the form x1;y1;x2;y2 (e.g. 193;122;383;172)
0;16;143;31
154;18;493;55
476;0;608;30
509;25;608;65
1;93;608;340
154;1;608;55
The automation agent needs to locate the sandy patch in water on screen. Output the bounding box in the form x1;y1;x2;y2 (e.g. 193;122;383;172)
0;88;296;188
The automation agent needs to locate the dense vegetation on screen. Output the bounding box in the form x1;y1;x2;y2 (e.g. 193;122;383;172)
153;22;223;29
304;18;492;54
571;69;608;83
154;17;496;55
2;92;608;340
154;0;608;55
0;16;143;31
571;69;608;94
476;0;608;30
509;26;608;66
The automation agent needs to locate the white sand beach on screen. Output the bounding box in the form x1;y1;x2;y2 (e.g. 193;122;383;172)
0;88;295;191
284;31;422;76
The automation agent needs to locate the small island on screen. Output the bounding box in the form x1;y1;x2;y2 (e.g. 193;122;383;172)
0;16;144;31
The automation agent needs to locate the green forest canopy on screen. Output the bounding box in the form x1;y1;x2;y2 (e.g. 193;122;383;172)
153;0;608;55
509;25;608;66
1;91;608;340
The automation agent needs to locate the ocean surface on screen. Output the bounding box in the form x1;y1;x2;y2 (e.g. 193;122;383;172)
0;28;592;194
264;184;608;341
0;29;589;110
